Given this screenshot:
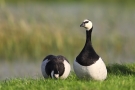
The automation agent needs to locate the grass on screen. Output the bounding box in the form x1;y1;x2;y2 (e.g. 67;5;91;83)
0;64;135;90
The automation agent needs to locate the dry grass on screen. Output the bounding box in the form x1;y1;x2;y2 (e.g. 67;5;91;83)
0;3;135;63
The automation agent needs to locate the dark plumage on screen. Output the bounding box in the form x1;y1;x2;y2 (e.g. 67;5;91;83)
76;28;99;66
41;55;71;79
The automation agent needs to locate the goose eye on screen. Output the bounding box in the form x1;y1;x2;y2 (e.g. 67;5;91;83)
84;21;89;23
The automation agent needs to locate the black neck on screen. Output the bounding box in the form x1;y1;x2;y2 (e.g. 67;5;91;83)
86;27;93;44
76;27;99;66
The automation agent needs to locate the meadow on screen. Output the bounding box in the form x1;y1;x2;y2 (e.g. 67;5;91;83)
0;1;135;89
0;64;135;90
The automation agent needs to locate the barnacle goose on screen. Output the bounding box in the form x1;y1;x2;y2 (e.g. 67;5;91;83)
73;19;107;80
41;55;71;79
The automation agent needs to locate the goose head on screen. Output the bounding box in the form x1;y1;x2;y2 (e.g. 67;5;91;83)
51;70;59;79
80;19;93;31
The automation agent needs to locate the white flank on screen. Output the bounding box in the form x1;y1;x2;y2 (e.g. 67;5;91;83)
73;57;107;81
60;60;71;79
41;59;50;78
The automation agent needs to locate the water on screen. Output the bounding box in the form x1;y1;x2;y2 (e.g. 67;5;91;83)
0;61;42;80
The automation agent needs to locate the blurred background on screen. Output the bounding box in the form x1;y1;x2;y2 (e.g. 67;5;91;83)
0;0;135;80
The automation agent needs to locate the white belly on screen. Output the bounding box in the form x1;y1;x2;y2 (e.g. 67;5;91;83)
73;57;107;81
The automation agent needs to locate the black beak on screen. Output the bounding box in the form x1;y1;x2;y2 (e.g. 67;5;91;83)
80;23;84;27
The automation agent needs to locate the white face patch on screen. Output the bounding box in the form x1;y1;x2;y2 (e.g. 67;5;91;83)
83;19;93;31
54;74;59;78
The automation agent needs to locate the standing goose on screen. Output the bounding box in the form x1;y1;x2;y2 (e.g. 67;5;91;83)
73;19;107;80
41;55;71;79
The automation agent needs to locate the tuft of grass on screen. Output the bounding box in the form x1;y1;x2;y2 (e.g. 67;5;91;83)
107;63;135;75
0;64;135;90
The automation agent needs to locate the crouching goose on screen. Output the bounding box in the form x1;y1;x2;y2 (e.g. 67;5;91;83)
41;55;71;79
